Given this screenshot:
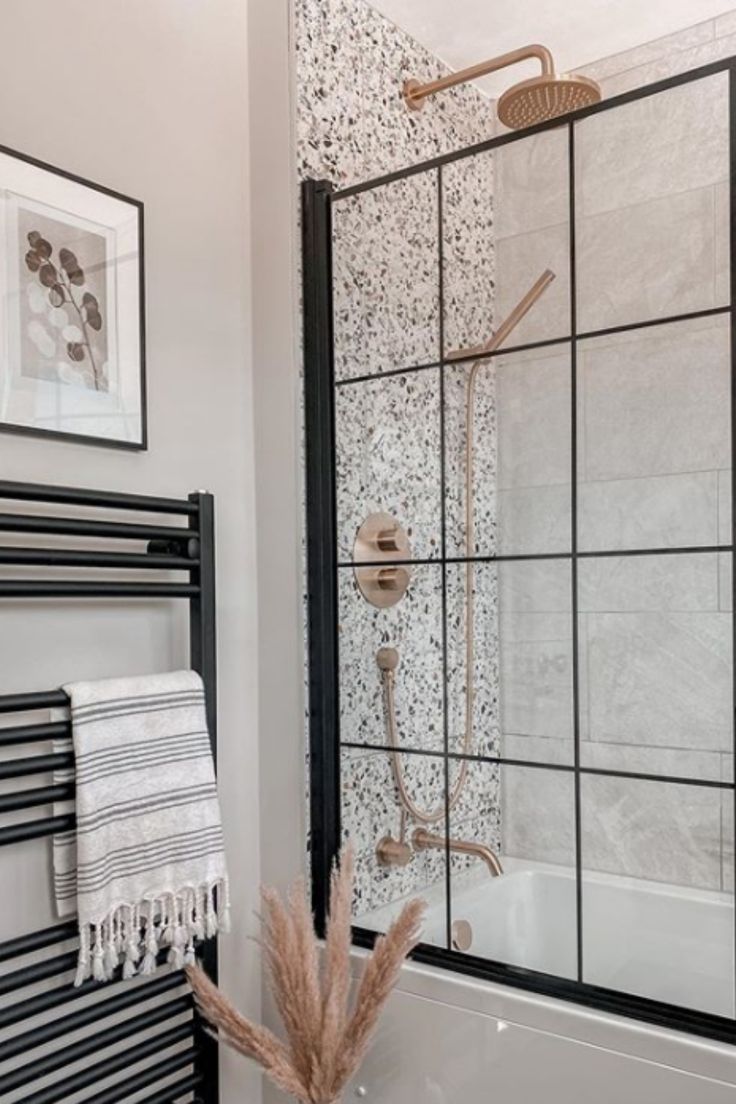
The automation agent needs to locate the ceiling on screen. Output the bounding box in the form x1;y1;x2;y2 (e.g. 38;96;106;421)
367;0;736;96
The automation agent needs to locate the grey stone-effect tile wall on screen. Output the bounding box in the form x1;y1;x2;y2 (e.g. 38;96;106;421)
497;35;734;895
296;0;498;920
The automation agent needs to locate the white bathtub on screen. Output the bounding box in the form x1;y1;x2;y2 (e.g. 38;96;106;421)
353;858;736;1102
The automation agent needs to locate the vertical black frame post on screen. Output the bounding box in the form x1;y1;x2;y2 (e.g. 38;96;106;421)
729;64;736;1016
302;179;341;935
189;491;219;1104
437;166;453;952
568;120;584;984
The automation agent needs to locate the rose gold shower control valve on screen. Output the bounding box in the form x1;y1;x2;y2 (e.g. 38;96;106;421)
353;512;411;608
376;834;412;867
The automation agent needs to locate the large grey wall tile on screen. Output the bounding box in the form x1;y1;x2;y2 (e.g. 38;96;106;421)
494;127;569;238
578;471;719;552
500;634;573;749
591;32;736;100
497;484;572;556
496;347;571;490
447;757;501;841
719;552;731;613
577;187;725;333
338;565;443;752
336;367;441;561
573;21;715;85
502;765;576;867
578;554;719;613
584;610;732;752
498;557;572;614
715;179;730;304
718;469;731;544
502;733;571;765
722;788;734;892
495;223;570;345
497;559;573;756
581;775;722;890
332;171;439;380
579;739;723;783
575;72;728;219
579;316;730;483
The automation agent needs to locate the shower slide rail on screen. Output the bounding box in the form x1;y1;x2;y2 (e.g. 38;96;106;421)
0;479;218;1104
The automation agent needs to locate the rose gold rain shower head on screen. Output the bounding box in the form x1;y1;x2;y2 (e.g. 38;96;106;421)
403;44;601;129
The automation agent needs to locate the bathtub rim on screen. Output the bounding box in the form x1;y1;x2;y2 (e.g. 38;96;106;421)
348;942;736;1087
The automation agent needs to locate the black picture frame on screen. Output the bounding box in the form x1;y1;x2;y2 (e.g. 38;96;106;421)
0;141;146;451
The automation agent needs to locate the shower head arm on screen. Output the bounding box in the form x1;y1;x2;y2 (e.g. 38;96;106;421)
446;268;556;362
404;44;555;111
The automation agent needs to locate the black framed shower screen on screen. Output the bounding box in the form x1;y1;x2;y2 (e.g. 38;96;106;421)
303;56;736;1044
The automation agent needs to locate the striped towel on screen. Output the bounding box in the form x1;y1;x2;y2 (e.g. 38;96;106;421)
53;670;229;986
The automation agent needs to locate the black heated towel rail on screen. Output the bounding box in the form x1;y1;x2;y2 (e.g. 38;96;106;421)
0;479;218;1104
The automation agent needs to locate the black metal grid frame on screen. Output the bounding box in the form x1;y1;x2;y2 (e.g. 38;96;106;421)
0;479;218;1102
304;55;736;1045
0;142;146;452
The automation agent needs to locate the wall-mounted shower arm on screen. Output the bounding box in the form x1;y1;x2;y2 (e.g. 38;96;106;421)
404;44;554;111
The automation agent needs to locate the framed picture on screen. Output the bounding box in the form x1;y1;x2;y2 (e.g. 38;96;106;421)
0;145;145;449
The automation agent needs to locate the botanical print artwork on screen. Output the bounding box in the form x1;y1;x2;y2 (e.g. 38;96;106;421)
18;206;110;393
0;147;143;448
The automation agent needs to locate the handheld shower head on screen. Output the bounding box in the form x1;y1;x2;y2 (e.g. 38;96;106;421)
403;44;601;131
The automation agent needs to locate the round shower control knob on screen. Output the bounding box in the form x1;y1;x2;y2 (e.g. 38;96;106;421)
376;647;399;672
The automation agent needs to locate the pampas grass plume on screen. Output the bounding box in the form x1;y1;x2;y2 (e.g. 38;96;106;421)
186;844;424;1103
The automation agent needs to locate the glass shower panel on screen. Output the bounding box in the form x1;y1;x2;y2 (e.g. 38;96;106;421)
311;55;736;1039
493;126;570;348
575;72;729;333
581;775;734;1018
332;170;440;380
465;127;570;350
342;746;448;948
443;346;571;560
442;128;569;363
578;554;732;782
334;366;442;562
577;315;731;552
338;564;444;754
448;762;577;978
444;560;574;766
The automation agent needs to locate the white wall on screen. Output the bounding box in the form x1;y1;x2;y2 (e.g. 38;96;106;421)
0;3;261;1101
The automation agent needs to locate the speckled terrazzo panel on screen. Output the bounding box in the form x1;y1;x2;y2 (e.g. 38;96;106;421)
338;565;444;754
442;153;496;356
340;748;443;927
296;0;500;926
445;562;500;760
443;361;497;560
341;746;501;922
335;367;442;561
332;173;439;380
294;0;494;189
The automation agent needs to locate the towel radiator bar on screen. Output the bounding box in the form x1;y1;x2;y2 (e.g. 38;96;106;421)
0;479;218;1104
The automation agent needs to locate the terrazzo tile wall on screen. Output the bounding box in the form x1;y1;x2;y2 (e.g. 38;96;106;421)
295;0;498;918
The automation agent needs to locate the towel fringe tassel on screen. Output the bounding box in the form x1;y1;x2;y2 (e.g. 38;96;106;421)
73;877;229;986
